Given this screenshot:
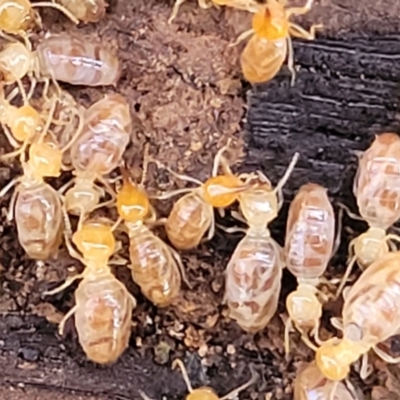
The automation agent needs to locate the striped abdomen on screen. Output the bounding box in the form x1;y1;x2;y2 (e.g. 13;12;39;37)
165;191;213;250
343;251;400;347
285;183;335;280
36;34;120;86
128;225;181;307
74;274;134;364
225;232;282;332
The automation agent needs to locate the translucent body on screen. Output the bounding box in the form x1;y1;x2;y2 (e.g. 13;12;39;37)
117;174;182;307
316;251;400;380
354;133;400;228
46;220;136;364
64;94;131;215
128;223;181;307
337;134;400;296
166;191;213;250
70;94;131;174
225;230;283;332
56;0;106;22
240;0;319;84
285;183;335;279
164;161;252;250
36;34;120;86
74;271;134;364
294;362;363;400
15;182;63;259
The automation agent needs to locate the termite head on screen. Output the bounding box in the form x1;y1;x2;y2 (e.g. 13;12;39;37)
116;172;149;224
202;175;252;208
9;104;42;142
252;2;289;40
186;388;219;400
0;42;32;83
286;284;321;329
315;338;366;381
72;219;115;262
64;179;101;216
353;227;388;268
238;180;278;228
0;0;34;33
28;141;62;179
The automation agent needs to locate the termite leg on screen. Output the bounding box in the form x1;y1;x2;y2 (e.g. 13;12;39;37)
58;304;78;336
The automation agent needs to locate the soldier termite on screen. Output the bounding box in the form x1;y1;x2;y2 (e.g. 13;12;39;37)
336;133;400;297
44;218;136;364
224;153;299;332
284;183;336;353
233;0;322;85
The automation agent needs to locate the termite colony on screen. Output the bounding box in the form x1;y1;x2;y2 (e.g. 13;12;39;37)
0;0;397;399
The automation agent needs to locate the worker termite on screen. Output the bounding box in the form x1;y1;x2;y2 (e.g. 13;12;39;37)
316;251;400;384
36;33;121;87
233;0;322;85
61;93;131;219
169;0;262;24
140;358;256;400
44;218;136;364
0;136;64;260
294;361;364;400
115;149;184;307
224;153;299;332
336;133;400;297
56;0;107;23
0;0;79;39
154;142;255;251
284;183;336;353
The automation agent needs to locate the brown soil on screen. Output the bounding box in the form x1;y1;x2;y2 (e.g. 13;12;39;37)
1;0;400;399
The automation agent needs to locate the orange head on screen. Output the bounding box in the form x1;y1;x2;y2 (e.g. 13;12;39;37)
252;2;289;40
202;174;253;208
72;220;116;262
186;387;219;400
315;338;367;381
116;176;150;224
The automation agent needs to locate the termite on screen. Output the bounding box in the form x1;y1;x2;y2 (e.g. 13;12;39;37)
224;153;299;332
232;0;322;85
154;142;255;251
294;361;364;400
36;33;121;86
336;133;400;297
55;0;107;23
0;0;79;39
169;0;262;24
316;251;400;384
140;358;256;400
0;137;64;260
44;218;136;364
284;183;336;353
0;33;119;96
115;148;185;307
61;93;131;219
